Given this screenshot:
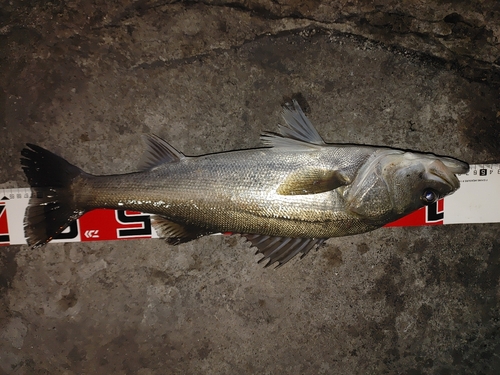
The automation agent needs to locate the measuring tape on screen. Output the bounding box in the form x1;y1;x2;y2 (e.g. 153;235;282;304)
1;164;499;246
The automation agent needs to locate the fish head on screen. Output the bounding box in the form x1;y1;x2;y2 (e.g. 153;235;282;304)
345;150;469;222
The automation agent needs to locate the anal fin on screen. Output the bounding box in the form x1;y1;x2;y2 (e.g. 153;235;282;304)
243;234;326;268
152;215;213;245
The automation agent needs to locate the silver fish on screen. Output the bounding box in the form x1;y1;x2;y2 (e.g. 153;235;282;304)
21;101;469;267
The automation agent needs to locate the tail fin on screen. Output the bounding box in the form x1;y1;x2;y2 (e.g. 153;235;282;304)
21;144;85;248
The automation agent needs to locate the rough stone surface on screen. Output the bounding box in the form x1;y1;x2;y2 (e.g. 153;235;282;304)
1;1;499;374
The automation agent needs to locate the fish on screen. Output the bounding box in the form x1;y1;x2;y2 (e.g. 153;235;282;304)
21;100;469;267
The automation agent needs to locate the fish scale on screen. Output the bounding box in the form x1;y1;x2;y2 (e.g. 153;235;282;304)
77;147;373;237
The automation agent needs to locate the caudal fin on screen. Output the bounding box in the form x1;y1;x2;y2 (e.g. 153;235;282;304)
21;144;86;248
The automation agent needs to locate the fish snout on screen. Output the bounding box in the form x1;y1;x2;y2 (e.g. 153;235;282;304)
428;158;467;192
439;157;469;174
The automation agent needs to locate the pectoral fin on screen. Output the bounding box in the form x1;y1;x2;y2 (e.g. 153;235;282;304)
243;234;326;268
277;169;348;195
152;215;213;245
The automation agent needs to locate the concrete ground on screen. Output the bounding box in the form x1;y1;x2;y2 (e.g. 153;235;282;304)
1;1;499;374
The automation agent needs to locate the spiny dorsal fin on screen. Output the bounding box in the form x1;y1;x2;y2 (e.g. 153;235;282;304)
151;215;213;245
139;134;185;170
261;99;325;149
277;169;349;195
243;234;326;268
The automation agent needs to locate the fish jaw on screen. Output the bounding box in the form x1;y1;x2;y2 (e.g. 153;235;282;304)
419;155;469;199
427;160;461;193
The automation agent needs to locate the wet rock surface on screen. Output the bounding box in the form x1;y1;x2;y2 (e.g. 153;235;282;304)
1;1;499;374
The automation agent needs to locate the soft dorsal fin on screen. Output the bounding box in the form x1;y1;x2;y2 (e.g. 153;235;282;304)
261;100;326;149
139;134;185;170
277;168;349;195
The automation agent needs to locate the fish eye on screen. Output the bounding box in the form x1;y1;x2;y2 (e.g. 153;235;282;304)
421;189;438;205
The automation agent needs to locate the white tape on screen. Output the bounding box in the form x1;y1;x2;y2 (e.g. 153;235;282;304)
444;164;500;224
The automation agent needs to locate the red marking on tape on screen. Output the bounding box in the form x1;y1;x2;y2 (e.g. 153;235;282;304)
385;199;444;227
79;209;153;242
0;203;10;245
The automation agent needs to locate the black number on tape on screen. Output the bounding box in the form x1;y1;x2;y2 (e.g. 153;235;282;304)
55;221;78;240
116;210;152;237
426;202;443;222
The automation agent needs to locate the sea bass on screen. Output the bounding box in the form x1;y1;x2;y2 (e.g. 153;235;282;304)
21;101;468;267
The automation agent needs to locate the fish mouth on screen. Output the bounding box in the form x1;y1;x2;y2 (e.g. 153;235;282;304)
428;158;468;191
